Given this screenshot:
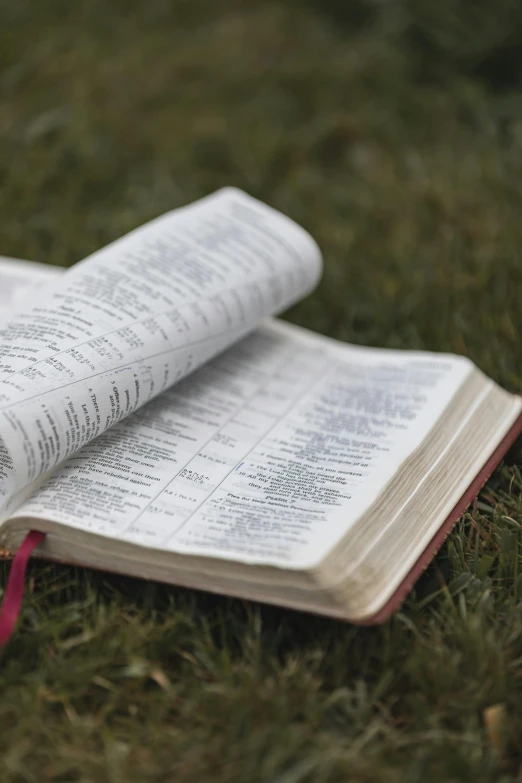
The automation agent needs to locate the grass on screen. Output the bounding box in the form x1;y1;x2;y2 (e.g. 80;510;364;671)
2;0;522;779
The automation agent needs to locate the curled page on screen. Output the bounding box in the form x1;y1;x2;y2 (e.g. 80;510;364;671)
0;189;322;512
0;257;64;316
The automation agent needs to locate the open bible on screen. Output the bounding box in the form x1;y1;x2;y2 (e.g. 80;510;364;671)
0;188;520;624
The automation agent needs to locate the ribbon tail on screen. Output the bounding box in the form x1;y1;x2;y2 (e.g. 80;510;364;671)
0;530;45;646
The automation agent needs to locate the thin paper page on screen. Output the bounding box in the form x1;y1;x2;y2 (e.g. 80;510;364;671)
11;321;474;568
0;258;63;313
0;190;322;509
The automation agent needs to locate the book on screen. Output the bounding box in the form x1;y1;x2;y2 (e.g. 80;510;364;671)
0;187;520;626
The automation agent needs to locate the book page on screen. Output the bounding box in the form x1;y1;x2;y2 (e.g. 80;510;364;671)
10;320;475;568
0;257;63;314
0;190;322;511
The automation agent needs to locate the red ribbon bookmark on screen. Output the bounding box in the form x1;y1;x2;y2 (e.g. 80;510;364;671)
0;531;45;646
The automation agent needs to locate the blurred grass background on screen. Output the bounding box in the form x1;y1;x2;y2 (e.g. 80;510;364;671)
3;1;522;780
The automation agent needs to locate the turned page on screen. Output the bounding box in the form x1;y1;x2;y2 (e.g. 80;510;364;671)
7;321;489;569
0;190;322;514
0;257;63;314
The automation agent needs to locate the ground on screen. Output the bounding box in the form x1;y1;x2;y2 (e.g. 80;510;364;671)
2;1;522;780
